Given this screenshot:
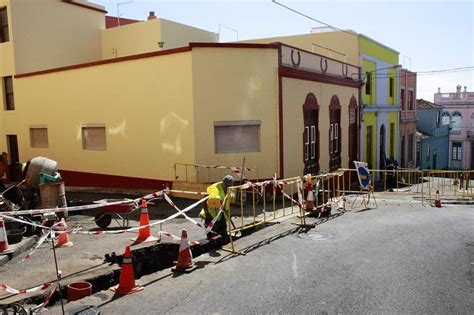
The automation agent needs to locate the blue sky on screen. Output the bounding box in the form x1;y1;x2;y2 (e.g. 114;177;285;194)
93;0;474;101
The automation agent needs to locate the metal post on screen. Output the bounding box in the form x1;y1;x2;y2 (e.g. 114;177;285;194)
273;181;276;220
51;233;65;315
252;186;256;225
263;184;267;224
290;183;294;213
240;187;244;228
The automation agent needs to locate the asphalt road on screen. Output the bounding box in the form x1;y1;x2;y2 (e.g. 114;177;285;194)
60;202;473;314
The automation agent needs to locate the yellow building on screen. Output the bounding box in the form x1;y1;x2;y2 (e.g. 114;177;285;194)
2;1;360;188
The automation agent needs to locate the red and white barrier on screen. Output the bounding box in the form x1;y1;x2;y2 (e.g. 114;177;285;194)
0;271;61;295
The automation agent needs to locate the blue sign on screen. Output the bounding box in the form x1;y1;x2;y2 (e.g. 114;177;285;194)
357;166;370;188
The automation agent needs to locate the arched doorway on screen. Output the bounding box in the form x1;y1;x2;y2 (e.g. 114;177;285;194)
379;124;386;169
302;93;319;175
348;96;358;169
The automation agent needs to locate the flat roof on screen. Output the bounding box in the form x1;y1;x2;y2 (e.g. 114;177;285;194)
15;41;359;79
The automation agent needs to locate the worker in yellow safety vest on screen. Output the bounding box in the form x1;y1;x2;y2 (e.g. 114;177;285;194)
199;175;234;244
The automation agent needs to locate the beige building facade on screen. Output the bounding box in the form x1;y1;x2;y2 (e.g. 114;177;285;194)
2;1;360;188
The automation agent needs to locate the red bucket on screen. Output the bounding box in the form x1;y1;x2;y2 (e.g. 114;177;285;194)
67;282;92;302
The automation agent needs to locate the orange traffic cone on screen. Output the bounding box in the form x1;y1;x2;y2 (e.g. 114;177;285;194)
132;199;158;244
111;245;143;295
434;190;441;208
172;229;195;272
54;218;73;248
0;219;12;254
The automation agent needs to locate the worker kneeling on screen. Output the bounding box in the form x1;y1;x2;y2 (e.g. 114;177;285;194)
199;175;234;245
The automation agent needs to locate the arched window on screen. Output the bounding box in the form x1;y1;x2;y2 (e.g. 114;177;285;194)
451;112;462;132
303;93;319;175
441;112;450;125
329;95;341;171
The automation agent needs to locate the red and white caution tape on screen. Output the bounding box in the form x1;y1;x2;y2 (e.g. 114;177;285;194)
205;195;228;233
32;282;59;313
1;195;209;237
0;214;80;234
0;198;136;217
163;193;225;236
22;230;51;261
158;231;199;245
168;189;207;196
0;282;53;295
163;194;208;232
0;271;61;295
75;195;209;235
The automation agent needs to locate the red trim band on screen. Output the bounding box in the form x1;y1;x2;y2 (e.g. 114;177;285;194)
190;42;279;49
279;66;361;88
15;47;192;78
59;170;172;190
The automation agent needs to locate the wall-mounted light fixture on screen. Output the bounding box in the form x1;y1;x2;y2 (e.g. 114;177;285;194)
158;41;165;48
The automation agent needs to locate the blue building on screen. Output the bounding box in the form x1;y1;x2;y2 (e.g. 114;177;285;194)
416;99;450;169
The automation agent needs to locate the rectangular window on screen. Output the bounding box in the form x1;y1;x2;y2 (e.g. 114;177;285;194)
0;7;9;43
365;72;371;95
452;142;462;161
3;76;13;110
334;122;339;154
304;126;309;161
329;124;333;153
389;123;394;158
29;126;49;148
214;120;260;154
389;77;394;97
400;89;405;110
310;126;316;159
82;124;107;150
408;90;413;110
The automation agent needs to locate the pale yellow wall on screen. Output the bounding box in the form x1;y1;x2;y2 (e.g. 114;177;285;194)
160;19;218;50
191;47;279;181
0;0;14;153
11;0;105;74
102;18;218;60
12;52;196;181
242;31;359;66
282;77;358;176
101;19;162;59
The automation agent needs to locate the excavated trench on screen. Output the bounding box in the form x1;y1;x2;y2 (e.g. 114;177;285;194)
18;225;261;309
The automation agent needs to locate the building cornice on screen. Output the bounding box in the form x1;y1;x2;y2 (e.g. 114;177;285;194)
61;0;107;14
279;66;361;88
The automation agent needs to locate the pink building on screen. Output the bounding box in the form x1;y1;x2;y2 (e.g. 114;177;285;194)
434;85;474;169
399;69;417;167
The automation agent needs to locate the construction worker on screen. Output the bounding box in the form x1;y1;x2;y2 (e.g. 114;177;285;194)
199;175;234;244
